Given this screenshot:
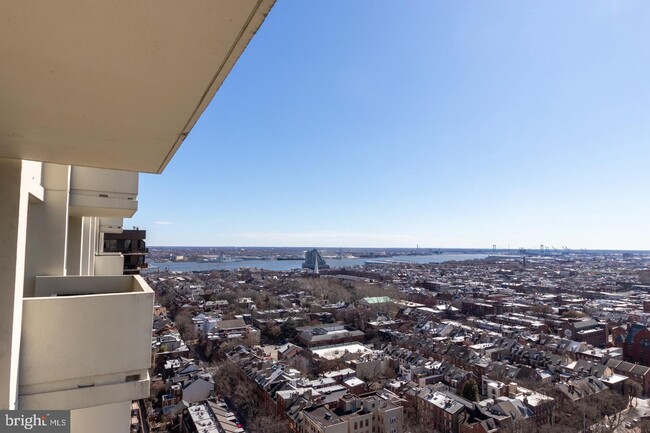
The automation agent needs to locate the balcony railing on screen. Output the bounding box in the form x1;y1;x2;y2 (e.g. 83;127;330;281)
19;275;153;410
94;253;125;275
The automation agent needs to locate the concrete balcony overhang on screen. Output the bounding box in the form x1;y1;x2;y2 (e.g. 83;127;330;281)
0;0;275;174
19;275;154;410
69;167;138;218
99;218;124;234
69;195;138;218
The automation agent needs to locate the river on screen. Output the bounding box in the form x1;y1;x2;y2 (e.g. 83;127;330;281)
147;253;488;273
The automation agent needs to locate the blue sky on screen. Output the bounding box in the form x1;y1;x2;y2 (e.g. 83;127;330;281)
128;1;650;250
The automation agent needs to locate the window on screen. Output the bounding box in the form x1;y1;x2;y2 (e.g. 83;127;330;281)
365;419;369;427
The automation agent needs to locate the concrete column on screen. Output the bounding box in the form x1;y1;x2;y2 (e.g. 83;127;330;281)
0;159;31;409
67;216;83;276
23;164;70;297
80;217;98;276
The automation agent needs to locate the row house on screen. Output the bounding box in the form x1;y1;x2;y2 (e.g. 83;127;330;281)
227;347;403;433
480;380;554;427
405;382;553;433
206;319;261;346
162;359;214;414
605;358;650;394
297;393;403;433
555;376;608;402
563;359;628;393
180;400;245;433
477;397;534;433
411;388;471;433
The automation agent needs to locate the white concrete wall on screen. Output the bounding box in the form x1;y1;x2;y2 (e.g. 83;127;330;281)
70;167;138;197
23;163;70;297
19;374;149;411
99;217;124;234
22;161;44;200
69;167;138;217
69;194;138;217
0;159;31;409
94;254;124;276
377;405;403;433
0;107;154;429
80;216;97;276
20;276;153;387
70;401;131;433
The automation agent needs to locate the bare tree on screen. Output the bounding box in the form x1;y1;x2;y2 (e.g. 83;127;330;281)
288;354;311;375
639;418;650;433
626;380;642;409
174;310;198;341
210;360;291;432
247;415;288;433
589;390;629;433
403;397;430;433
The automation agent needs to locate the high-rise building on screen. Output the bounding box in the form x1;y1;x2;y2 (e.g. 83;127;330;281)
103;229;148;275
0;2;275;432
303;249;330;271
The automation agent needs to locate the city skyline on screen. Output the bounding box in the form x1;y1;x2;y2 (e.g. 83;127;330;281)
128;1;650;250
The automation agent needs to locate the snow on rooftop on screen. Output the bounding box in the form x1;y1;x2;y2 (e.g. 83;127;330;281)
310;343;373;360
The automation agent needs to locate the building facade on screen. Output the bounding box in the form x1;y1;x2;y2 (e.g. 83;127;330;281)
561;319;607;347
299;394;402;433
623;324;650;366
303;249;330;271
103;229;148;274
0;2;275;432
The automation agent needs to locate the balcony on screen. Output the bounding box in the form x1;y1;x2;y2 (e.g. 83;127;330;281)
19;275;153;410
69;167;138;218
94;253;125;276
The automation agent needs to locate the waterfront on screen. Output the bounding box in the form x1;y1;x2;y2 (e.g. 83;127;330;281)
147;253;489;272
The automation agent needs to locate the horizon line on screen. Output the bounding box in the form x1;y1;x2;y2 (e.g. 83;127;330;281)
145;245;650;253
